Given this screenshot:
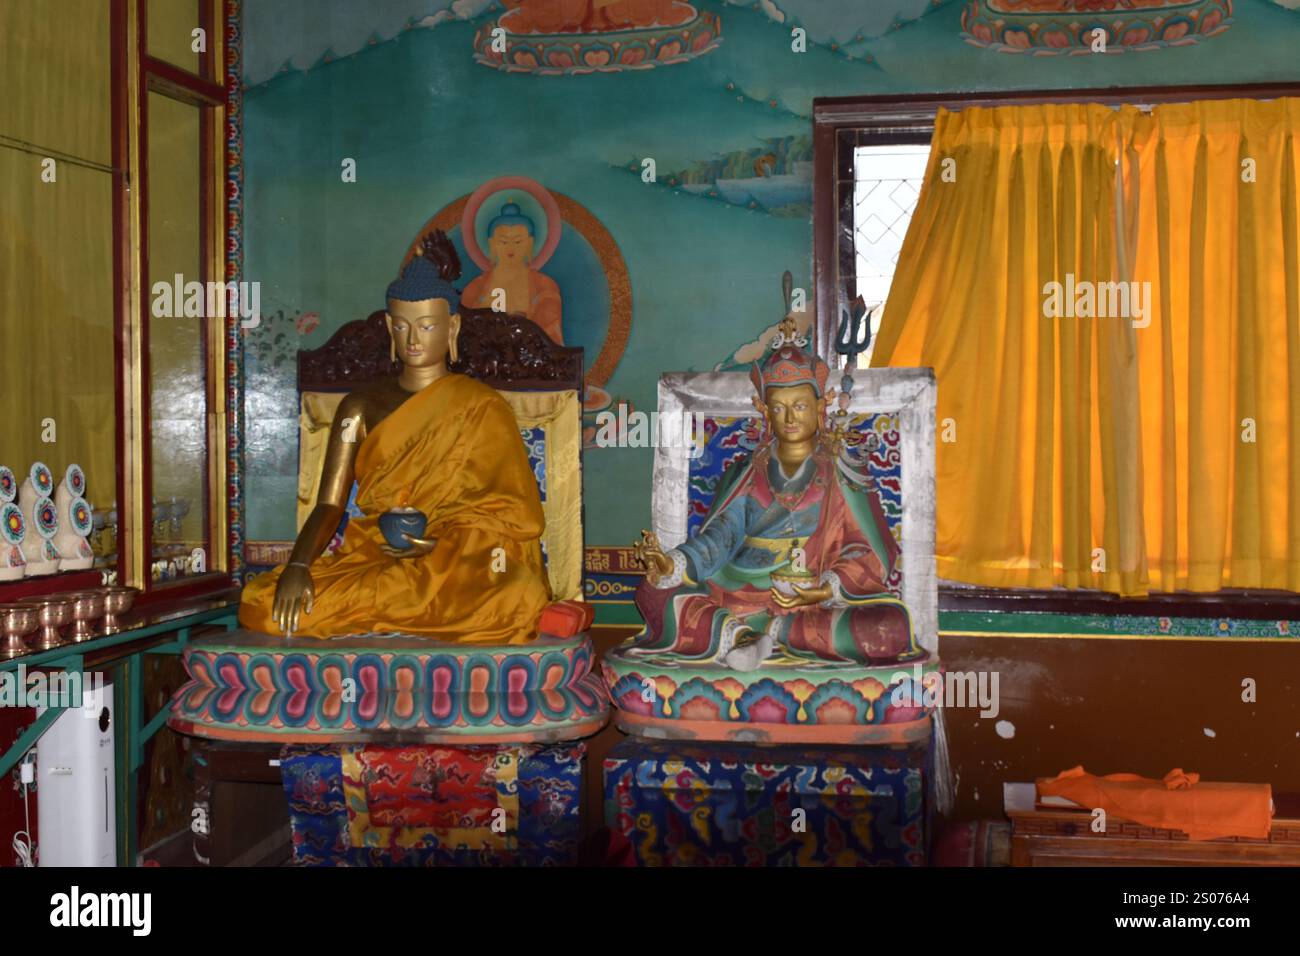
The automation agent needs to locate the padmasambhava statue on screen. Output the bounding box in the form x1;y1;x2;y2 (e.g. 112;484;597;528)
239;234;551;643
632;320;922;671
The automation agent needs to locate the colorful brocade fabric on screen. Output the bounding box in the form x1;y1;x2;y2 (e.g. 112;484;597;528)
603;739;928;866
281;742;584;866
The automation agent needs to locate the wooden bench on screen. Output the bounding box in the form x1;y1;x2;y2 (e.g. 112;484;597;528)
1005;782;1300;866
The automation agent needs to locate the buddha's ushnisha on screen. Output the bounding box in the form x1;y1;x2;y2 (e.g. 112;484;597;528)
239;234;550;642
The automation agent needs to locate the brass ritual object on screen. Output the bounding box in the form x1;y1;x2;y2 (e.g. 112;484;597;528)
98;586;139;634
20;596;74;650
62;590;107;642
0;604;39;659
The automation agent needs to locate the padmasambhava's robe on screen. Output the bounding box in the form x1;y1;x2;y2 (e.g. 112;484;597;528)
240;374;550;643
634;443;923;664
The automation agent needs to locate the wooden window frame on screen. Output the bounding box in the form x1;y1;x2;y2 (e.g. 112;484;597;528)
813;82;1300;619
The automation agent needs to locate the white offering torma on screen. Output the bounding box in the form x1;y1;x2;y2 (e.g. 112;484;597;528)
18;461;54;510
53;464;94;570
20;499;60;577
17;463;60;576
0;466;23;581
0;465;16;504
54;463;87;511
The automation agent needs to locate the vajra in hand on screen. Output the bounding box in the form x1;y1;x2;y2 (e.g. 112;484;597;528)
633;529;674;585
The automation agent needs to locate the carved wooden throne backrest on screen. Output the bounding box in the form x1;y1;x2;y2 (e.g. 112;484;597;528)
297;307;584;395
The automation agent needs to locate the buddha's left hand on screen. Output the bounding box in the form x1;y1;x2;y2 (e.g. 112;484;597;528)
771;583;832;609
380;534;439;558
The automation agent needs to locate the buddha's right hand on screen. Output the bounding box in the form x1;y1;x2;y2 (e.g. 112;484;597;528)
273;563;315;636
634;530;674;586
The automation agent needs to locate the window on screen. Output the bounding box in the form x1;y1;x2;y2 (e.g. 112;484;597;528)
849;143;930;367
814;86;1300;617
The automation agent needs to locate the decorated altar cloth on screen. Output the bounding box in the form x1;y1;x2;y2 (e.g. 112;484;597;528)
168;629;608;744
604;738;929;866
282;741;584;866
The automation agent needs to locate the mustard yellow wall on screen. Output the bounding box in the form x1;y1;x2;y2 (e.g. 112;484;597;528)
0;0;115;505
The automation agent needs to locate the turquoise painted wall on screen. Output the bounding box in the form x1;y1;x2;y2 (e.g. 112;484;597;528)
241;0;1300;546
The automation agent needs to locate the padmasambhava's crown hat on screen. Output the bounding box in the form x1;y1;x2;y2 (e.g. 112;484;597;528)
750;315;831;399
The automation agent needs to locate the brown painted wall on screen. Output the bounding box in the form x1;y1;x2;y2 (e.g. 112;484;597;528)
939;634;1300;822
589;627;1300;830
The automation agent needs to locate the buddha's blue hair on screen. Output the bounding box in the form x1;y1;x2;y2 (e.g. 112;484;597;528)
488;201;535;237
385;254;461;314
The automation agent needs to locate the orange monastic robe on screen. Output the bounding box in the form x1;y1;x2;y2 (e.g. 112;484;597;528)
239;373;551;643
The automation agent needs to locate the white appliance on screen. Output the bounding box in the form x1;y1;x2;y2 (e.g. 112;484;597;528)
36;677;115;866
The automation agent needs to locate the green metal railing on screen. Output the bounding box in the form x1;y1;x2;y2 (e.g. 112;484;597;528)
1;603;237;865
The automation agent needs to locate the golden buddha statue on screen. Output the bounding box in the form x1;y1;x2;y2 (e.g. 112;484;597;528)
238;235;551;642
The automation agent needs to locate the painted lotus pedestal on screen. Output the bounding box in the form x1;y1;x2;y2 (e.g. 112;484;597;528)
169;629;606;866
961;0;1233;54
168;236;606;866
604;306;947;865
473;0;722;75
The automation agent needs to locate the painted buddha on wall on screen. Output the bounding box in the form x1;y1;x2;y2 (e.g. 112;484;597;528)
500;0;695;33
462;201;564;345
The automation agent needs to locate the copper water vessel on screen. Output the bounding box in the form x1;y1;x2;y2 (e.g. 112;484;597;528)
98;586;138;633
20;596;73;650
62;590;107;642
0;604;39;659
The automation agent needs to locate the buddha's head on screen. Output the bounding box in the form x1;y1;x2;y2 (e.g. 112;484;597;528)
750;338;830;446
486;202;535;268
385;253;462;369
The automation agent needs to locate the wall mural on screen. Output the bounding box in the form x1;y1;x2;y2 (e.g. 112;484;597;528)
398;176;632;431
962;0;1235;54
238;0;1300;616
474;0;722;73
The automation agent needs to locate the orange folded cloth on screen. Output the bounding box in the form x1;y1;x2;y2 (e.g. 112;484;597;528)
1036;766;1273;842
537;600;595;638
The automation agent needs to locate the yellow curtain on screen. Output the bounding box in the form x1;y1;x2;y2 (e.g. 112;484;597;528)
873;97;1300;596
1126;98;1300;591
0;0;115;510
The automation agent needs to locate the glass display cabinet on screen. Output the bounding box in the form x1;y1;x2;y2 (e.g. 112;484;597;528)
0;0;233;606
